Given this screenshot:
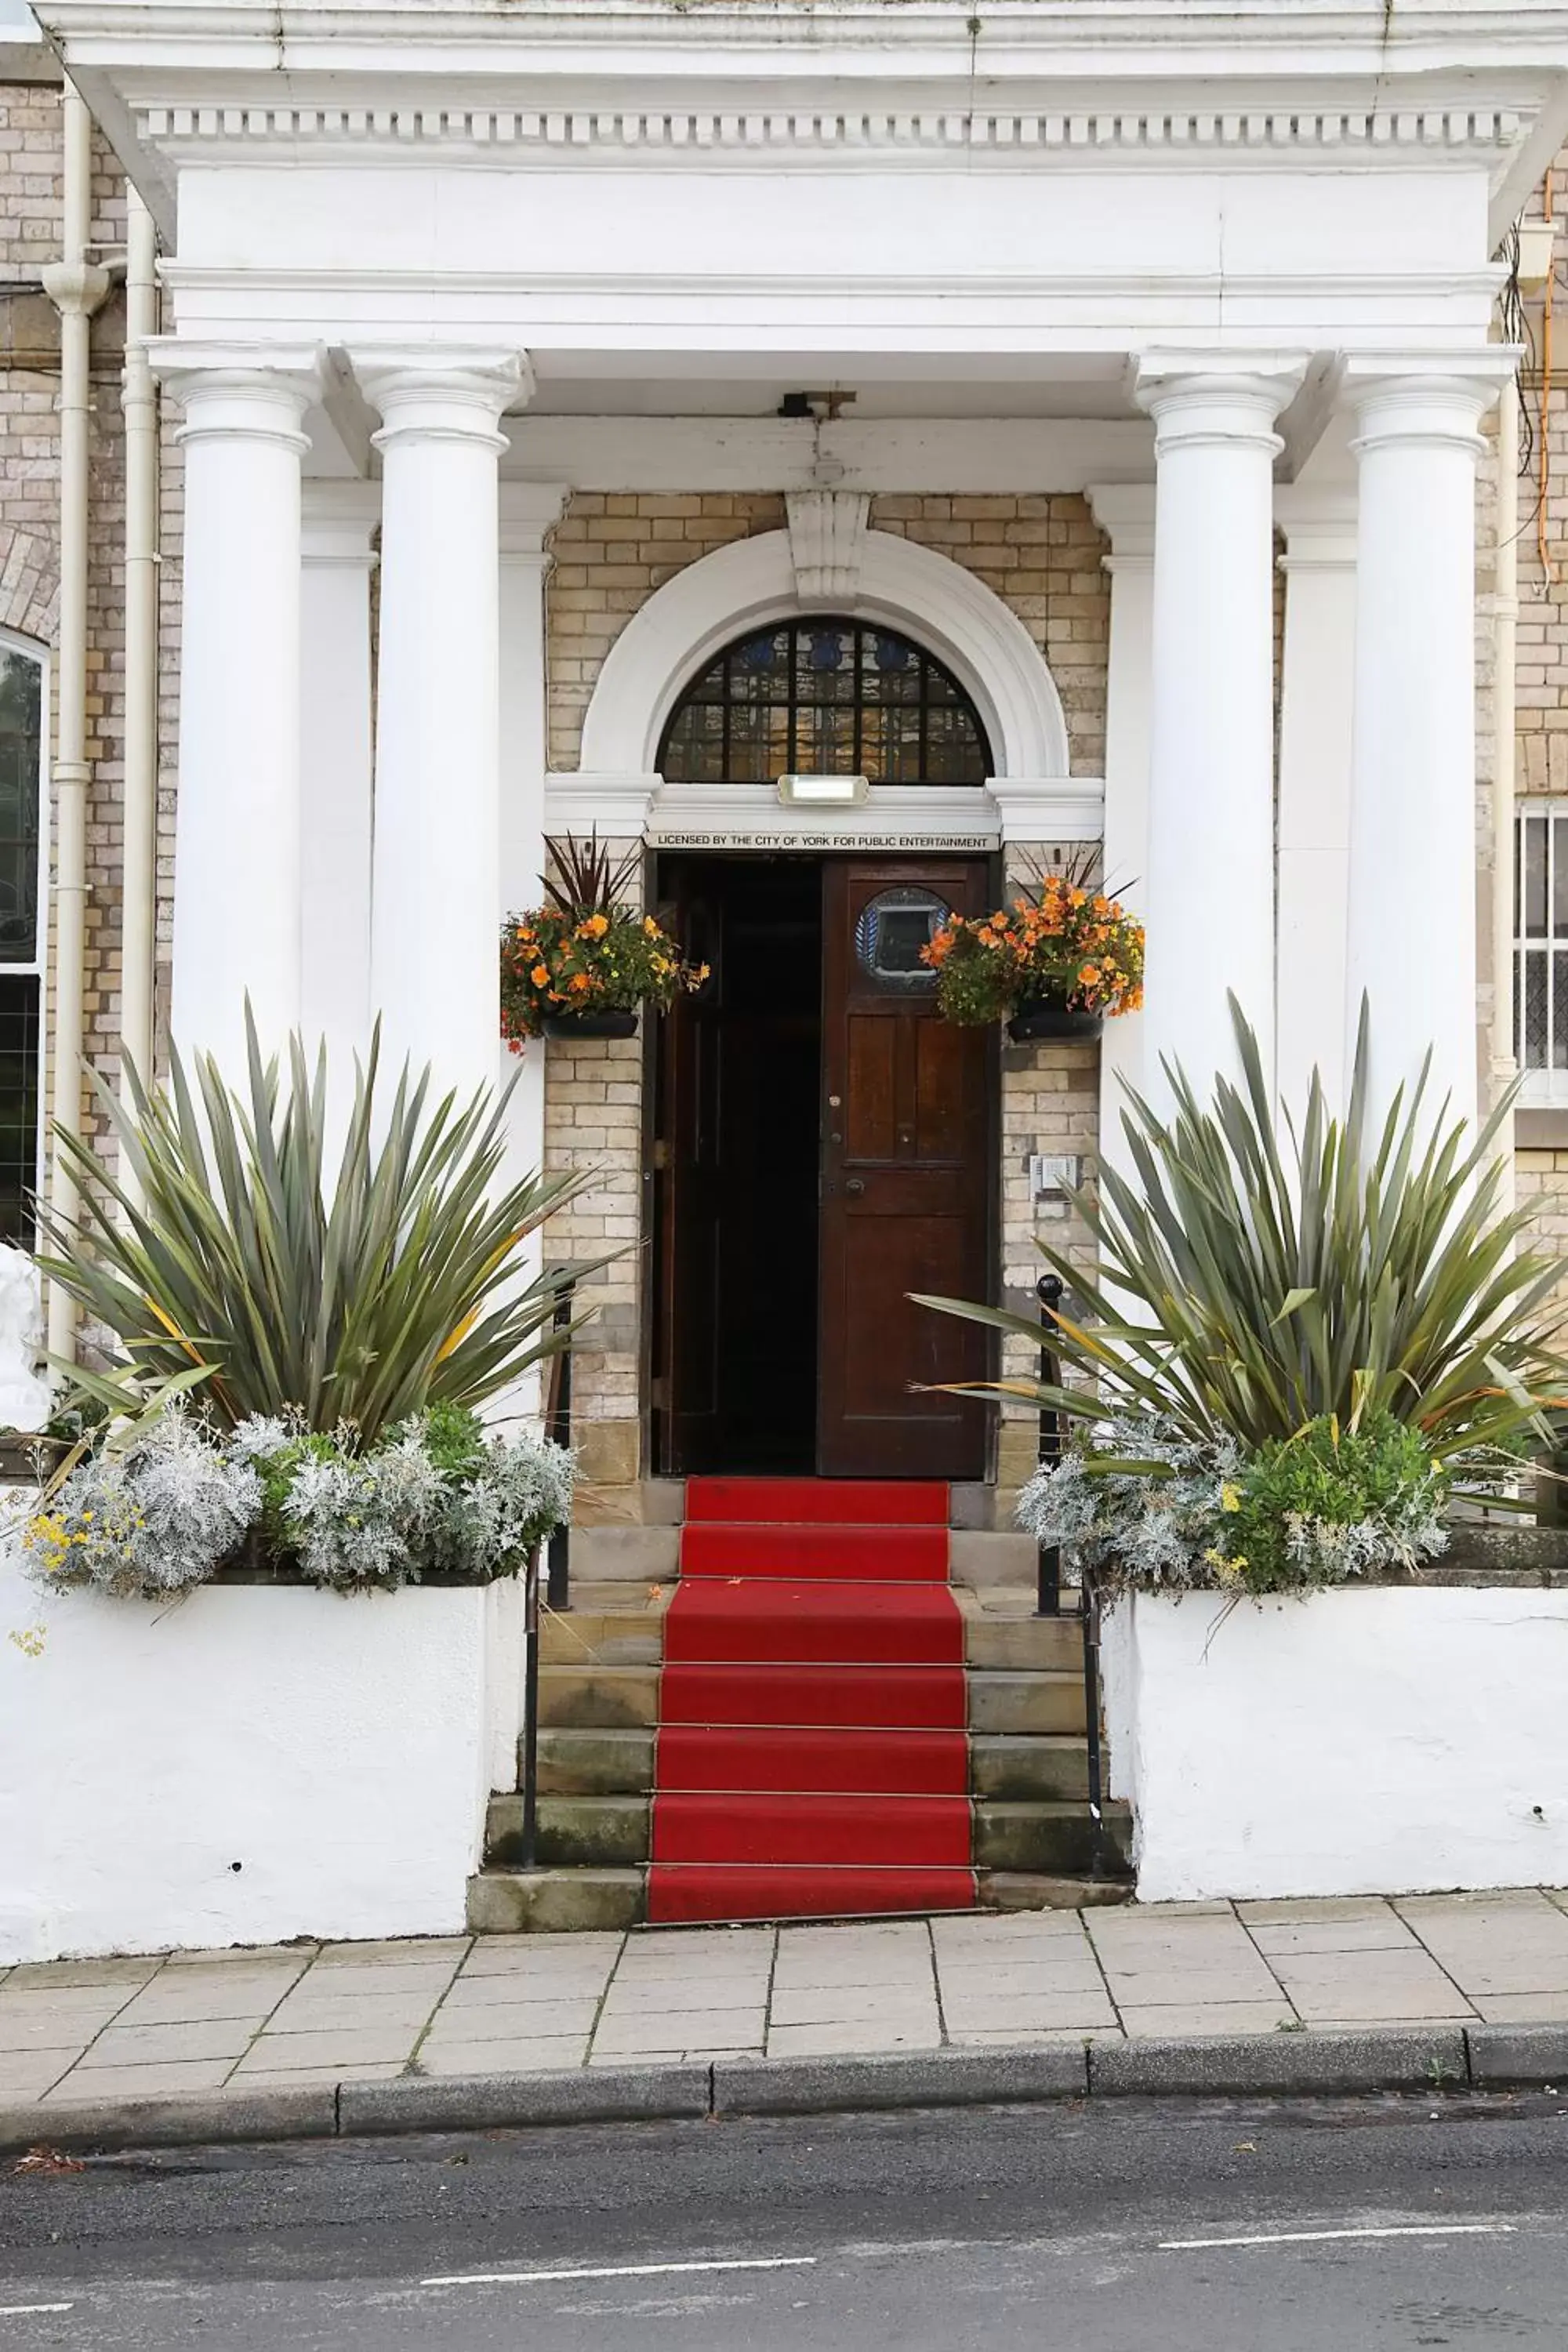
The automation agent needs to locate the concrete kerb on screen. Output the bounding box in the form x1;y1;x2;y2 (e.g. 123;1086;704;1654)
1;2025;1563;2158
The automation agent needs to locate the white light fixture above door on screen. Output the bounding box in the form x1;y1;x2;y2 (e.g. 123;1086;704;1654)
777;774;870;808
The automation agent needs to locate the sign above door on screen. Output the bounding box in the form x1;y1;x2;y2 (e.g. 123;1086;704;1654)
542;774;1105;851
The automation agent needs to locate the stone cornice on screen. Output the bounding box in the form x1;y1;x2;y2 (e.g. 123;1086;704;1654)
128;100;1535;169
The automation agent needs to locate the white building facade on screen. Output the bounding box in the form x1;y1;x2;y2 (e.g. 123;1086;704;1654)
35;0;1568;1498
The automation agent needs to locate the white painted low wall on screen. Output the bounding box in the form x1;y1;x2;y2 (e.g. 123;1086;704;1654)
0;1555;525;1962
1102;1585;1568;1903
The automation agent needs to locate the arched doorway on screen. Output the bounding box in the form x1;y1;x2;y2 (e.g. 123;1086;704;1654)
652;618;997;1481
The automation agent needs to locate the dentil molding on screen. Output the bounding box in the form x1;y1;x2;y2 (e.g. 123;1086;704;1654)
132;102;1527;169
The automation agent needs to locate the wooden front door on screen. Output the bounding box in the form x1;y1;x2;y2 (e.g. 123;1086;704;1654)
818;858;992;1479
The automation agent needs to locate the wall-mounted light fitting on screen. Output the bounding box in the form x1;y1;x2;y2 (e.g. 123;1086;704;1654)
777;774;870;808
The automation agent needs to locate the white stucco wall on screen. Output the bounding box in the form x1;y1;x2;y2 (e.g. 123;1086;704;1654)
1105;1585;1568;1904
0;1558;524;1962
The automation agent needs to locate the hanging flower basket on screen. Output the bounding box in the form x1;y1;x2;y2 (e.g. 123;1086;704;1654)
923;851;1144;1038
540;1008;641;1042
500;830;708;1051
1006;1003;1105;1044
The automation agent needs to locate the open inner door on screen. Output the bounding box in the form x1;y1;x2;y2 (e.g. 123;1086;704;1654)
653;853;992;1480
817;858;991;1479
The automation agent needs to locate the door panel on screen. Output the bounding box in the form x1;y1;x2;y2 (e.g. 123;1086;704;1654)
818;859;991;1480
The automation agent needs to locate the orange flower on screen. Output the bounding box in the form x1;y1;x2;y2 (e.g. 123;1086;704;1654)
579;913;611;940
529;964;550;988
568;972;591;995
1079;964;1102;988
643;916;662;938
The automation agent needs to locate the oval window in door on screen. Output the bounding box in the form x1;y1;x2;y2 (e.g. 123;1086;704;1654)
853;887;951;991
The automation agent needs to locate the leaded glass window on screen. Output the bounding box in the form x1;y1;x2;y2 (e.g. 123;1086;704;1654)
659;619;991;786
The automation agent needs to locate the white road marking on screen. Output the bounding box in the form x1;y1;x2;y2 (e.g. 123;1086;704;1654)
0;2306;74;2318
1159;2223;1517;2252
423;2256;818;2288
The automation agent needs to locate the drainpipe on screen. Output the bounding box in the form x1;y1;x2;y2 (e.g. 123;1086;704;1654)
40;84;111;1367
1490;369;1520;1224
119;187;158;1116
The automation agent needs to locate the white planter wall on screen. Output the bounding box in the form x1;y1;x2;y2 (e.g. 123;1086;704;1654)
0;1557;525;1963
1102;1586;1568;1904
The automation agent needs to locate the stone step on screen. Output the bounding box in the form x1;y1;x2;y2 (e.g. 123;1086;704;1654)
959;1595;1083;1671
974;1800;1132;1875
494;1791;1126;1875
487;1792;652;1868
968;1669;1087;1737
535;1726;655;1795
971;1734;1091;1802
539;1664;661;1730
949;1530;1041;1589
569;1526;681;1583
539;1595;668;1668
466;1865;646;1934
465;1860;1133;1934
980;1870;1134;1911
529;1726;1091;1803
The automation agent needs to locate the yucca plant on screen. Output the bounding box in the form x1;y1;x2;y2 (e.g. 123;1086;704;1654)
38;1015;601;1444
914;997;1568;1470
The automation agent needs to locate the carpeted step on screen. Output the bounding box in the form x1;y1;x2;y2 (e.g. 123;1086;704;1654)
665;1578;964;1666
648;1863;976;1924
652;1790;972;1867
679;1521;949;1581
684;1477;949;1526
655;1723;968;1796
660;1661;967;1730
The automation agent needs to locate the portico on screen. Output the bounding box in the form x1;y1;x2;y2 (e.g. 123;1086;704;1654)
38;0;1568;1489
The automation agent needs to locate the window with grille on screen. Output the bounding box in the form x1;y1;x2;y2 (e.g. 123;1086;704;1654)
658;619;993;786
0;641;44;1245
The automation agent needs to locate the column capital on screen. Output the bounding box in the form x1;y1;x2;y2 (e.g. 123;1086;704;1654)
301;480;380;570
1087;481;1156;570
1341;350;1519;457
353;347;533;455
499;480;568;563
146;338;325;453
1274;484;1359;572
1134;350;1309;457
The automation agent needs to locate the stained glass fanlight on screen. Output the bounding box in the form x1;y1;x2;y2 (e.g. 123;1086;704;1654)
659;619;992;786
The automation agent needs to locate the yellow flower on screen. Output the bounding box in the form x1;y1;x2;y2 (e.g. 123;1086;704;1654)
1220;1482;1241;1512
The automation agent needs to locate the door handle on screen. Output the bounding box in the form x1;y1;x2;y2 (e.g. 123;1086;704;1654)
845;1178;866;1196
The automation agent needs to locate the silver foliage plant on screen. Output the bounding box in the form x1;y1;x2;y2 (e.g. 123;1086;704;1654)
19;1408;575;1601
1018;1414;1241;1592
242;1414;576;1593
280;1429;448;1593
430;1432;576;1581
1017;1410;1450;1596
20;1410;262;1600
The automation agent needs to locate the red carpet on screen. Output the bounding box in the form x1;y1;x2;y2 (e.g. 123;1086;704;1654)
648;1478;977;1926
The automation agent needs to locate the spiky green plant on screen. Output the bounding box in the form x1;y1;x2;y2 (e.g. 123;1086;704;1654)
914;998;1568;1468
38;1016;601;1444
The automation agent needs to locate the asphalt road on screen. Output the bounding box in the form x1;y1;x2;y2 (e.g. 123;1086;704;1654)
0;2092;1566;2348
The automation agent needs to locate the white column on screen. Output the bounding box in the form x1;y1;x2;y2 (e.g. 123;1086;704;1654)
1087;483;1155;1190
150;341;322;1078
1134;354;1307;1105
1273;485;1358;1113
1342;356;1515;1134
299;481;379;1127
354;348;528;1101
499;483;567;1182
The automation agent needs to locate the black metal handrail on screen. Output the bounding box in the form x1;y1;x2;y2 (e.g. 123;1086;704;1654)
1035;1272;1065;1618
1034;1269;1110;1879
518;1272;578;1874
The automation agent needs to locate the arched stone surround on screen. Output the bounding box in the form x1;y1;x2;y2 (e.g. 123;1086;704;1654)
539;491;1109;1496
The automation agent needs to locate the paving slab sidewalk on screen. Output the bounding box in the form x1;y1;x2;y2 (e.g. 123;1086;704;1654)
6;1892;1568;2147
